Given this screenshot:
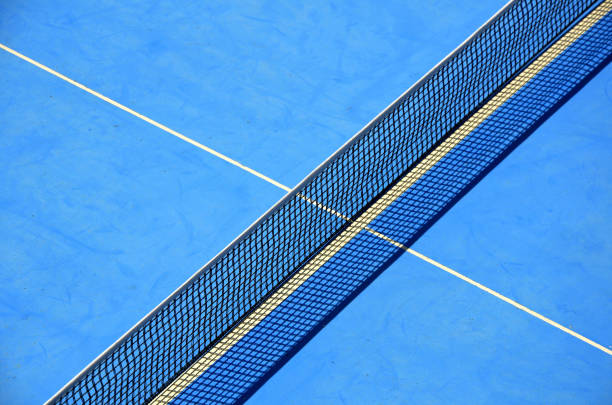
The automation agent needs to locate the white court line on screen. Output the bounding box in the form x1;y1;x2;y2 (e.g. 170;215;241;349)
370;229;612;356
0;42;292;193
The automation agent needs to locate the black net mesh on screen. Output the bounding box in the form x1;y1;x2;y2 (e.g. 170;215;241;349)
49;1;612;404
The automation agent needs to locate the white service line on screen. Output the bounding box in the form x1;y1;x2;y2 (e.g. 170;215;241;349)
369;228;612;356
0;42;292;193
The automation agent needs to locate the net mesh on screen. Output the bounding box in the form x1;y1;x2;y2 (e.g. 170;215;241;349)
50;1;611;404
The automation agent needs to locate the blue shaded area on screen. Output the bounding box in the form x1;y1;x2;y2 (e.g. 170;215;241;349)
409;67;612;346
0;55;282;403
367;12;612;347
249;251;612;404
172;230;400;404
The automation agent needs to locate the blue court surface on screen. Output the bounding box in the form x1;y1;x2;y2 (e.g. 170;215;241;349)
1;1;610;404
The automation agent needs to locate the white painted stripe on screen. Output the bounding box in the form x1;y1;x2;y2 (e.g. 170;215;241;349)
0;42;292;193
369;228;612;356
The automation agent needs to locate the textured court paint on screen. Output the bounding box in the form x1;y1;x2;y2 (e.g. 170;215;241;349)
0;55;283;404
0;1;507;404
0;43;292;192
160;6;612;402
3;0;610;403
384;239;610;354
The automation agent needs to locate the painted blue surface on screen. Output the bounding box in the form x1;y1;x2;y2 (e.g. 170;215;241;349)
1;0;610;404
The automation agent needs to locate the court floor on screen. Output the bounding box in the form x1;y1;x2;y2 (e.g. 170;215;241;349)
1;1;610;404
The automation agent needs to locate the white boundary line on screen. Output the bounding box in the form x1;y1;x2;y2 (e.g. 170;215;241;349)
408;248;612;355
373;230;612;356
0;42;292;193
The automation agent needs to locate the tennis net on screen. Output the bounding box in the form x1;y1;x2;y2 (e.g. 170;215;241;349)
48;0;612;404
